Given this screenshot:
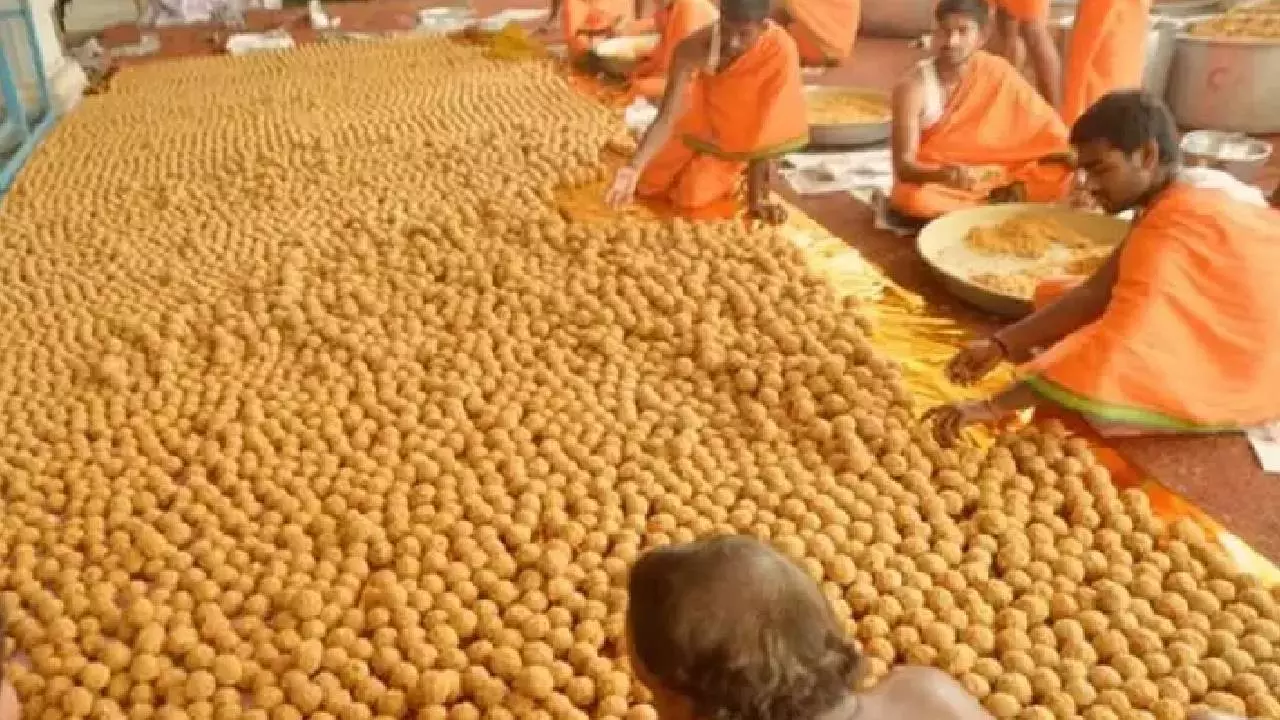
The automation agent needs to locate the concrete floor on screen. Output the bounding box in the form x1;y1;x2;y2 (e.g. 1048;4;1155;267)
63;0;140;35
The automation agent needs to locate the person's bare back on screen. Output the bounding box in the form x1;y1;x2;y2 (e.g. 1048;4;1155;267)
856;666;995;720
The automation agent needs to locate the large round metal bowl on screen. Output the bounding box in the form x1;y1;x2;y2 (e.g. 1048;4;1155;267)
804;86;892;147
1168;30;1280;134
593;35;660;78
916;204;1130;319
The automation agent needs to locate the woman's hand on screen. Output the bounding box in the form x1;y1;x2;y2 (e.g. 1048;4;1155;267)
923;399;1004;446
604;165;641;208
945;337;1007;386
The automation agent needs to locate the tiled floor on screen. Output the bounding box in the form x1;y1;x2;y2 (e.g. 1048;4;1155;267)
87;4;1280;559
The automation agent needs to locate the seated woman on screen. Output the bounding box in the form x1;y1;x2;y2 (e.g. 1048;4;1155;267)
604;0;808;222
628;535;998;720
928;91;1280;444
629;0;720;101
889;0;1072;225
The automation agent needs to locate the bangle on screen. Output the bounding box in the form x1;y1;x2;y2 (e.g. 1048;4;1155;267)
990;334;1011;359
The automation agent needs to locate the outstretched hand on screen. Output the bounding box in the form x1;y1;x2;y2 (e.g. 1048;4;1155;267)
604;166;640;208
923;400;1003;447
945;337;1007;386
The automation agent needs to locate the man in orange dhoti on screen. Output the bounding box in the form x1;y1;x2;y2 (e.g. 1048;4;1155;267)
990;0;1060;106
889;0;1072;223
629;0;719;101
551;0;640;59
1059;0;1152;127
927;91;1280;444
771;0;860;66
604;0;809;222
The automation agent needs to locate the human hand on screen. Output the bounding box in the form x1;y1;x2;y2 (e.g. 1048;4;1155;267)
923;399;1003;447
749;200;787;226
604;165;641;208
943;165;981;191
944;337;1007;386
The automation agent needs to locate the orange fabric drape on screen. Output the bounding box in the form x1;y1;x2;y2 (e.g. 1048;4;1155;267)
1059;0;1153;127
1024;184;1280;430
889;51;1071;219
563;0;634;58
629;0;719;101
993;0;1050;21
781;0;860;65
637;22;809;210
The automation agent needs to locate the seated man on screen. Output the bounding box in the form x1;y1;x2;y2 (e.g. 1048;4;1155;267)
889;0;1072;223
604;0;808;222
551;0;642;60
1060;0;1152;126
629;0;720;101
990;0;1060;106
771;0;860;67
928;91;1280;445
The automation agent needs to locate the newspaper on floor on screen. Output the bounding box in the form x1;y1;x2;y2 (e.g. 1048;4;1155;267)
1246;421;1280;474
780;146;893;196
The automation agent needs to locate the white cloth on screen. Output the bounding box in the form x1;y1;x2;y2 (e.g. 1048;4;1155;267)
1177;166;1268;208
917;59;945;131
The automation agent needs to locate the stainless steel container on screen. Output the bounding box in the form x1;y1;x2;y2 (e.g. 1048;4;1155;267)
860;0;934;38
1181;130;1273;182
1050;16;1180;99
1168;34;1280;133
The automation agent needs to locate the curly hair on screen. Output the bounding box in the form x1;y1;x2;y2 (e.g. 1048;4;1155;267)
627;536;863;720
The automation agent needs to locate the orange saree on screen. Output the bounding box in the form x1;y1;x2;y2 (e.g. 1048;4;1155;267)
637;22;810;210
1024;184;1280;431
563;0;634;58
1060;0;1152;126
890;52;1071;219
780;0;860;65
630;0;719;101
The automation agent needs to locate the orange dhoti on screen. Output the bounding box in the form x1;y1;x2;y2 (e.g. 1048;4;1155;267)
629;0;718;101
1059;0;1153;127
779;0;860;66
563;0;635;59
993;0;1050;21
1022;184;1280;431
889;51;1071;220
637;22;810;211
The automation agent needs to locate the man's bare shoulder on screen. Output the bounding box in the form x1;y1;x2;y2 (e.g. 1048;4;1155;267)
870;666;994;720
891;65;925;105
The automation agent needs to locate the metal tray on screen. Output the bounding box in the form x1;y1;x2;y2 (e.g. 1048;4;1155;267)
593;34;660;78
916;203;1130;319
805;86;892;147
